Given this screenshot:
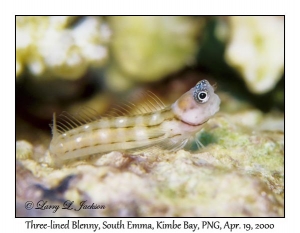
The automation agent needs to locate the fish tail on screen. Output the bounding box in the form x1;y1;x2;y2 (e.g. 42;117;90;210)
51;113;59;140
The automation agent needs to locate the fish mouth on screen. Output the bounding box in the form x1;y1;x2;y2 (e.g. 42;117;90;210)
175;116;208;127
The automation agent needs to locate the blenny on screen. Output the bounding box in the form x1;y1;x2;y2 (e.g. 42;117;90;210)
49;80;220;167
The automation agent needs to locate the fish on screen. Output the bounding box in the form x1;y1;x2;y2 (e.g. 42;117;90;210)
49;79;221;167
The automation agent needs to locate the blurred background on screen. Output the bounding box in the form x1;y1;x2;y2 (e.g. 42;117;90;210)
16;16;284;145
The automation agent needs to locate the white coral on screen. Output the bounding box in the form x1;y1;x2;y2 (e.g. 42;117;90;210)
16;16;111;80
225;16;284;94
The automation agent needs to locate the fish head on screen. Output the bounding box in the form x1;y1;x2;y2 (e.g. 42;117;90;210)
172;79;221;126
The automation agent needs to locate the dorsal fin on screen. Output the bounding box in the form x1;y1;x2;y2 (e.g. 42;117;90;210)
106;90;167;117
75;106;100;123
138;90;166;112
50;90;167;134
52;107;101;135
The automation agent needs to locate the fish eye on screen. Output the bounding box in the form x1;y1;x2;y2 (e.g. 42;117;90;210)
196;91;209;103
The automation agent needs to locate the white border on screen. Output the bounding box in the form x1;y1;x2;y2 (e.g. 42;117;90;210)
2;1;296;232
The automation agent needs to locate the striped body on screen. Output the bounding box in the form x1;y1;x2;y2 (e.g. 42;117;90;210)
49;80;220;167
